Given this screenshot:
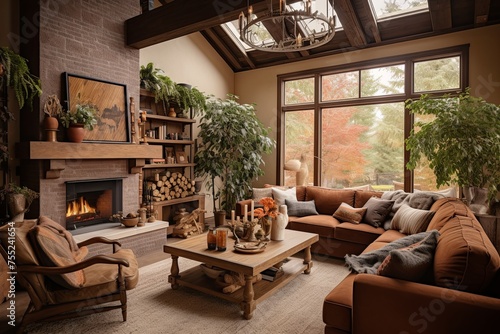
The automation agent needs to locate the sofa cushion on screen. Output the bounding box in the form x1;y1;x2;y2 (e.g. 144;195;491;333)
0;220;38;266
333;203;367;224
335;222;384;246
285;199;319;217
377;230;439;281
272;187;297;206
305;187;355;215
427;197;472;231
288;215;339;239
361;197;395;227
29;225;85;289
354;190;382;208
434;216;500;293
391;204;435;234
323;273;356;333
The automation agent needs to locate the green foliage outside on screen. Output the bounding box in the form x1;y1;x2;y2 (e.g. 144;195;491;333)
195;95;275;213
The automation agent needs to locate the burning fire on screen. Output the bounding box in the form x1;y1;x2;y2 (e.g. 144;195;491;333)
66;197;97;217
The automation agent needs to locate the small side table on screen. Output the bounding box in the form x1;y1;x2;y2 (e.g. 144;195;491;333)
475;213;500;254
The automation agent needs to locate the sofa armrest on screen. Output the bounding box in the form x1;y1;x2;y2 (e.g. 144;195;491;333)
235;199;254;218
352;274;500;334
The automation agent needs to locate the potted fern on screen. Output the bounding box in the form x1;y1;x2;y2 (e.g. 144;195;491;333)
140;62;178;114
405;89;500;214
174;83;207;117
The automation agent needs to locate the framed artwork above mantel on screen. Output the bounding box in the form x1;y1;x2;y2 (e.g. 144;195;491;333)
63;72;130;143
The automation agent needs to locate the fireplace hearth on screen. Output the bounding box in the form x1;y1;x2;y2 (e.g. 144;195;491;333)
66;178;123;231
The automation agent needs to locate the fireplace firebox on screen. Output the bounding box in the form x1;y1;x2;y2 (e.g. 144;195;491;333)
66;178;123;231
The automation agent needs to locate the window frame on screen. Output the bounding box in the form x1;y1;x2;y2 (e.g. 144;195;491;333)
277;45;469;191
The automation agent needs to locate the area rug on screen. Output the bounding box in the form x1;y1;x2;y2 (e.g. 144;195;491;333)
26;253;349;334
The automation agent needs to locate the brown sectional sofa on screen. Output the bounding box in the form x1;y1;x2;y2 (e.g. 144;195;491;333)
237;186;500;334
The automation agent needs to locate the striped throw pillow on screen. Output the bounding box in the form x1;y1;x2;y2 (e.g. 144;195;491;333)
333;202;367;224
391;204;435;234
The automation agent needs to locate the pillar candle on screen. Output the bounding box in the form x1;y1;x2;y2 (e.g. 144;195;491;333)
243;204;248;222
231;210;235;223
250;201;254;222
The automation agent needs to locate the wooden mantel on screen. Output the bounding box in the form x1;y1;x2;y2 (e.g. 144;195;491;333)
17;141;163;178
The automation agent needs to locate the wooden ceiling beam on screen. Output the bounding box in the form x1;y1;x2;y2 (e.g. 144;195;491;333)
475;0;491;26
200;29;245;71
334;0;368;47
126;0;269;49
355;0;381;43
428;0;452;31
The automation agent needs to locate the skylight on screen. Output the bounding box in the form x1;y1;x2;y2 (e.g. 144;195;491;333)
369;0;429;20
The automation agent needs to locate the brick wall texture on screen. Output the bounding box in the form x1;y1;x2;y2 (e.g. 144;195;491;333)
35;0;141;226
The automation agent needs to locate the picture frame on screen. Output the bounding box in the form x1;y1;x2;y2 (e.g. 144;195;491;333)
175;151;188;164
63;72;130;143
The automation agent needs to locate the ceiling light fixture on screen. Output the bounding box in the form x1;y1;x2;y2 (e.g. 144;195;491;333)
239;0;336;52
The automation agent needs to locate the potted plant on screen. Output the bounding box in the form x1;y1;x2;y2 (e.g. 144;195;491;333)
42;95;62;140
0;46;42;111
405;89;500;214
174;83;207;117
194;95;275;223
140;62;178;113
59;101;98;143
5;183;39;222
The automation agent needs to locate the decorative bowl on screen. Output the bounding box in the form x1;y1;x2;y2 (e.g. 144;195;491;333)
121;217;139;227
200;263;226;279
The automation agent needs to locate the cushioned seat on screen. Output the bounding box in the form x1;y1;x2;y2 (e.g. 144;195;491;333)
0;217;139;333
288;214;339;238
334;222;384;245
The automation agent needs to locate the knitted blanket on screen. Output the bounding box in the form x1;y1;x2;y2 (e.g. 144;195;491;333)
344;230;439;274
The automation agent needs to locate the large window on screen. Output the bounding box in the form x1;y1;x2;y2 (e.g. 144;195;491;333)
279;46;468;191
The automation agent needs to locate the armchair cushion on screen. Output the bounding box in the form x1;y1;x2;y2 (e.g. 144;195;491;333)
29;225;85;289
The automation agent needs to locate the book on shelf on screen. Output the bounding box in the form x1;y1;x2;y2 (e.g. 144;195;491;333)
260;266;284;282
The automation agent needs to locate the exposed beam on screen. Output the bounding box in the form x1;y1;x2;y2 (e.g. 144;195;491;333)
355;0;381;43
201;29;244;71
475;0;491;26
126;0;268;49
428;0;452;31
334;0;368;47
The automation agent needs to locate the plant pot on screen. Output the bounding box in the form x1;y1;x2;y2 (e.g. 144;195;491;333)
214;210;226;227
7;193;26;223
66;123;85;143
43;116;59;130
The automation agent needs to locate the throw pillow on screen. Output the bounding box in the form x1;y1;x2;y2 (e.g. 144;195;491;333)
272;187;297;206
285;199;319;217
29;225;85;289
333;202;367;224
252;187;273;202
391;204;435;234
361;197;395;227
415;187;457;198
377;230;440;281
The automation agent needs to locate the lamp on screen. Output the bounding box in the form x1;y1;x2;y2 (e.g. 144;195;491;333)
239;0;336;52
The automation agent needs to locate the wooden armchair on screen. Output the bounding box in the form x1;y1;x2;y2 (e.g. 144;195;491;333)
0;216;139;333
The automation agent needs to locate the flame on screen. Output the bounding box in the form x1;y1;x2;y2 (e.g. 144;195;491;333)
66;197;97;217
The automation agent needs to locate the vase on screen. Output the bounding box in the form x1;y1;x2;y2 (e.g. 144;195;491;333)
271;205;288;241
43;116;59;142
66;123;85;143
261;216;272;240
7;193;26;223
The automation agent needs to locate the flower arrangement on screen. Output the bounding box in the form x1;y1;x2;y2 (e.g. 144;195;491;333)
254;197;280;219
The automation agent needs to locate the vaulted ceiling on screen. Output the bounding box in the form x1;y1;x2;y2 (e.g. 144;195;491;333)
126;0;500;72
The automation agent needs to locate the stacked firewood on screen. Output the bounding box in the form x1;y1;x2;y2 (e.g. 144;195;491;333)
147;171;196;201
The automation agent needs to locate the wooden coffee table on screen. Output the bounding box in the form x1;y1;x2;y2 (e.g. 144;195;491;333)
163;229;319;319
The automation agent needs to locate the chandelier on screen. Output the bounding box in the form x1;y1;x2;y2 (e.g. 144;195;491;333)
239;0;336;52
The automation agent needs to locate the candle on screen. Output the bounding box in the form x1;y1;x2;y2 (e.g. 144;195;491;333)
243;204;248;222
297;34;302;47
239;11;244;32
250;201;254;222
231;210;235;223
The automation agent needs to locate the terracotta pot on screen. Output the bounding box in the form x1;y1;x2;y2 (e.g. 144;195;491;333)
7;193;26;223
214;210;226;227
43;116;59;130
66;123;85;143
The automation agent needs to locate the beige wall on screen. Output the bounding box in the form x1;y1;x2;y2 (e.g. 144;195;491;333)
234;24;500;187
140;32;234;99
